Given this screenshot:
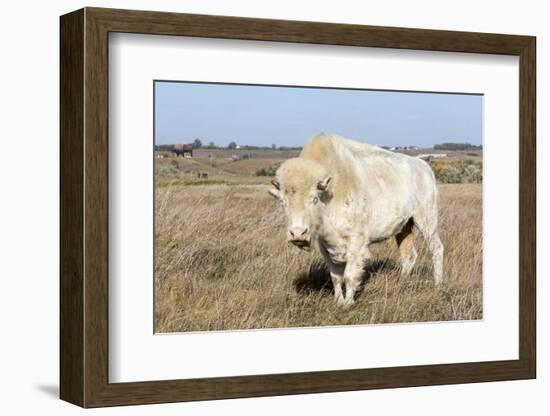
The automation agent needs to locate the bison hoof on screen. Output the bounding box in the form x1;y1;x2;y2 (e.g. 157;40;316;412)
338;297;355;308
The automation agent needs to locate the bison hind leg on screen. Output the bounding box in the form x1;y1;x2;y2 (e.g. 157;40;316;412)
413;214;444;285
395;218;417;277
427;232;444;285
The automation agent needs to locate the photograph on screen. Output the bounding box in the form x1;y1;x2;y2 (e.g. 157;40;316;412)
154;81;483;333
52;5;537;409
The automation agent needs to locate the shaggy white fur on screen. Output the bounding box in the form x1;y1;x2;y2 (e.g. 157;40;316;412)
270;133;444;307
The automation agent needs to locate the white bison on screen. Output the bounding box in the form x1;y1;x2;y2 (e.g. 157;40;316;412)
269;133;444;307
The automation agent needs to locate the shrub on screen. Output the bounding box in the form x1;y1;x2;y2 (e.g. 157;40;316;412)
256;163;280;177
429;160;483;184
438;165;463;183
464;164;482;183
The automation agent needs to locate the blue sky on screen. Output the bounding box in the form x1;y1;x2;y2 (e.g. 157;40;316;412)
154;81;482;148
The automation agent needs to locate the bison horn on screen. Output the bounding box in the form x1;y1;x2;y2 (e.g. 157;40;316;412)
317;175;332;191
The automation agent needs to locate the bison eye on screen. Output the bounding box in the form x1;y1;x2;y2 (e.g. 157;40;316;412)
312;196;319;204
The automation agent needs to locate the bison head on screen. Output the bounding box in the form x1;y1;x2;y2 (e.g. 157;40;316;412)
268;158;332;250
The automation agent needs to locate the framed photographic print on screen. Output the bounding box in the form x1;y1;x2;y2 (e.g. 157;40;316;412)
60;7;536;408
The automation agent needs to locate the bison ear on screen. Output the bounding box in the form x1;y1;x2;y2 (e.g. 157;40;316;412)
317;175;333;191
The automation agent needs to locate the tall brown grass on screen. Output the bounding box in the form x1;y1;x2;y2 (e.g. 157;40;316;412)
154;178;482;333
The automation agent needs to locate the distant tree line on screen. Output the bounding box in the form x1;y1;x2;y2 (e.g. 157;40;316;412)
156;140;302;151
158;140;481;152
237;144;302;151
433;142;482;151
155;144;176;152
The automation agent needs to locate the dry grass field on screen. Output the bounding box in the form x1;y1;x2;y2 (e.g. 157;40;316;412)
154;157;482;333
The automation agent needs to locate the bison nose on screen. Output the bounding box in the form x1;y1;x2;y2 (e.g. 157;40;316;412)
289;227;308;239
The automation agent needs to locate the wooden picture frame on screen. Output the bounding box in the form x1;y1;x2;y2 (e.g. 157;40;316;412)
60;7;536;408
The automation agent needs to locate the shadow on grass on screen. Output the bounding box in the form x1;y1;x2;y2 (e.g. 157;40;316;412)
293;258;402;296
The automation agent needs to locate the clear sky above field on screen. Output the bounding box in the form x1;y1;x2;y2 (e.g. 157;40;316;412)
154;81;482;148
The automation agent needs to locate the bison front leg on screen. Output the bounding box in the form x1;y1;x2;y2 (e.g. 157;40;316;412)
319;244;345;305
329;263;345;305
342;249;369;307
